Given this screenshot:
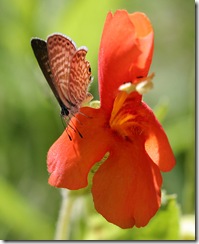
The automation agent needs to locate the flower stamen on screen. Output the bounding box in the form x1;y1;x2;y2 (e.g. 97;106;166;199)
119;72;155;95
109;91;138;139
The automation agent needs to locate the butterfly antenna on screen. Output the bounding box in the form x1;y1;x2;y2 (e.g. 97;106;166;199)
66;126;73;141
68;115;83;138
61;113;83;139
78;110;92;119
70;110;92;127
60;114;73;140
60;106;83;139
69;112;83;126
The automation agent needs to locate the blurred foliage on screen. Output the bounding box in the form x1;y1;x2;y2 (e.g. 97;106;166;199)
57;190;180;240
0;0;195;240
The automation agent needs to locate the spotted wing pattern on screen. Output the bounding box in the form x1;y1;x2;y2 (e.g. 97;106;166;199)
69;49;93;107
32;33;92;117
47;34;76;108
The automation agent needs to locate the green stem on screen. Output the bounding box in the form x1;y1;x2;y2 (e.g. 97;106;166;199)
54;189;74;240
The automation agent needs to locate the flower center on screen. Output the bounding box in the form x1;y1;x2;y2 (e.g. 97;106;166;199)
109;91;140;140
109;74;154;140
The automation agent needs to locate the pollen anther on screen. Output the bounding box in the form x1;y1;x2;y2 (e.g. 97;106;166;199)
119;72;155;95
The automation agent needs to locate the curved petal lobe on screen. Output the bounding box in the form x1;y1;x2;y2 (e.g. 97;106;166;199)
98;10;140;112
99;10;154;112
47;107;111;189
141;102;176;172
129;12;154;79
92;136;162;228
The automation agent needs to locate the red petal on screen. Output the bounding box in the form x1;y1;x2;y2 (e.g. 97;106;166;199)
99;10;154;113
129;12;154;79
108;90;175;172
92;136;162;228
141;102;176;172
47;107;111;189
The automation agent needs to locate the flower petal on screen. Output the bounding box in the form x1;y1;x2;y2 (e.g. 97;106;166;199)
47;107;111;189
129;12;154;79
142;102;176;172
99;10;154;112
109;90;175;172
92;136;162;228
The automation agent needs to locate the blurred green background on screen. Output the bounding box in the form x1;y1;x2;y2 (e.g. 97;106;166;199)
0;0;195;240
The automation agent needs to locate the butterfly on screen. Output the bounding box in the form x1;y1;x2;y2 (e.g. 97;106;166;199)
31;33;93;121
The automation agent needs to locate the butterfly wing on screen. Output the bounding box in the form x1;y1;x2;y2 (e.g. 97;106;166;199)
31;38;65;109
47;34;77;111
68;48;93;107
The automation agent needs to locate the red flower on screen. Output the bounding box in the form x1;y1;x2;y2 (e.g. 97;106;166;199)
47;10;175;228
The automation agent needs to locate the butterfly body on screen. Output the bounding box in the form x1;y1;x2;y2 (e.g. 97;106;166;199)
31;33;93;118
